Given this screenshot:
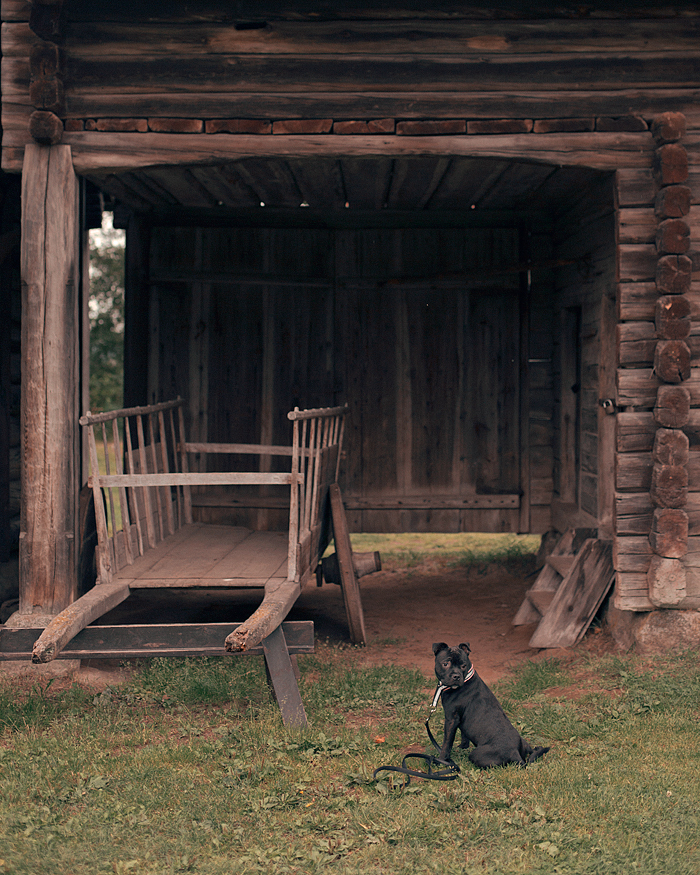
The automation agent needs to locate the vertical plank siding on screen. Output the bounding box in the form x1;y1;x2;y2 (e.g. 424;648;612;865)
147;224;554;533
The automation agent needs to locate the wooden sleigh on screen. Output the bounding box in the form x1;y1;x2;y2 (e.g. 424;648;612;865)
24;399;377;725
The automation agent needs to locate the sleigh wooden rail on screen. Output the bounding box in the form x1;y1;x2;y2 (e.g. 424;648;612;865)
30;399;364;726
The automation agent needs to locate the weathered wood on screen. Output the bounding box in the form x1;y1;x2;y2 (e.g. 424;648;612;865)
650;464;688;509
2;131;658;175
648;554;686;607
2;621;314;660
655;340;692;384
19;144;79;619
655;218;690;255
31;580;131;663
6;19;700;59
649;508;688;559
652;428;689;466
529;539;614;649
330;483;366;646
653;144;688;186
654;385;690;427
655;185;691;219
655;295;690;340
513;528;595;626
262;624;308;728
651;111;686;144
224;577;301;652
656;254;692;295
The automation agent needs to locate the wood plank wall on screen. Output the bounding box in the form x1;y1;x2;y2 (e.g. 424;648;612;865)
144;223;556;534
551;174;617;534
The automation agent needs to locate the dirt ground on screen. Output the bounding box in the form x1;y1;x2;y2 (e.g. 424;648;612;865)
1;562;617;690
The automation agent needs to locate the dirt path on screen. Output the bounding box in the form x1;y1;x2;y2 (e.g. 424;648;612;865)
1;562;615;690
291;565;544;684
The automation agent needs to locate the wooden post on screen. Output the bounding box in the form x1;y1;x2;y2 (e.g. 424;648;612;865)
17;144;80;622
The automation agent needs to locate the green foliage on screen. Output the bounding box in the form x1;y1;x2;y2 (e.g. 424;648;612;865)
89;214;125;412
0;648;699;874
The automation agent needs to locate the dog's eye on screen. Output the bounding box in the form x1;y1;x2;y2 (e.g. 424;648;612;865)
442;661;449;668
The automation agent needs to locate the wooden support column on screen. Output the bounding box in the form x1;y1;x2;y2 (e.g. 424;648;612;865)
16;144;80;624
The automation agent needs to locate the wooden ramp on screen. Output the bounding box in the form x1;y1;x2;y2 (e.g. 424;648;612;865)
515;529;615;649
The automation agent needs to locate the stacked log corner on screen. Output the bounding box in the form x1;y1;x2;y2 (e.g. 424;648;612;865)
648;113;690;607
28;0;65;145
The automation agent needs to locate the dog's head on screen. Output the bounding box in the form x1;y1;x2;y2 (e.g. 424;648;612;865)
433;642;472;688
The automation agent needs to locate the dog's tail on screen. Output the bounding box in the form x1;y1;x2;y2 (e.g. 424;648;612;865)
527;746;550;764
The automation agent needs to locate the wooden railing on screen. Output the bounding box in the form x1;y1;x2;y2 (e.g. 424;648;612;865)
81;399;346;588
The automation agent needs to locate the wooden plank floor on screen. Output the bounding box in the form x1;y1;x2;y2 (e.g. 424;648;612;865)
121;523;289;588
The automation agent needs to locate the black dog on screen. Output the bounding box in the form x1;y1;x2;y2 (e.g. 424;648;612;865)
433;642;550;769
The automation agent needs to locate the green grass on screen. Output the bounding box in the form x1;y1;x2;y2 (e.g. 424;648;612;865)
347;532;540;573
1;648;699;874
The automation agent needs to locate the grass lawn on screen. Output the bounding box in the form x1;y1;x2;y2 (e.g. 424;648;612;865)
1;643;699;875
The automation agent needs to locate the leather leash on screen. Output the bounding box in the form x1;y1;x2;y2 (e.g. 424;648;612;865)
372;683;462;786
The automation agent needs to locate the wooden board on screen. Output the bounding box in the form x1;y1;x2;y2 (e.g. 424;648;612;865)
2;621;314;660
118;524;288;587
529;539;614;649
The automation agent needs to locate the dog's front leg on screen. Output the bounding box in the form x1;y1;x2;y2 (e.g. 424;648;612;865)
439;713;461;762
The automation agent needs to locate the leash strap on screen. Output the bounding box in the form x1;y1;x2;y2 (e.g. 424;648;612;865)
372;683;461;786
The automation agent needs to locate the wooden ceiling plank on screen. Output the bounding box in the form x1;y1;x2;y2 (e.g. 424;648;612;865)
231;157;304;207
145;165;219;208
285;157;346;209
385;156;452;210
341;156;393;209
476;161;557;209
187;164;260;207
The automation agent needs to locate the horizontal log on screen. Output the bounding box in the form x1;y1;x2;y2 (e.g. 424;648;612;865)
618;244;657;282
653;428;689;466
654;339;691;383
650;463;688;509
46;53;700;95
617;368;700;409
653;143;688;186
616;452;652;491
6;20;700;59
656;217;690;255
655;295;691;340
648;554;686;607
345;494;519;509
2;131;657;175
651;111;687;144
654;384;691;427
616;411;655;453
650;507;688;558
656;253;693;295
655;184;691;219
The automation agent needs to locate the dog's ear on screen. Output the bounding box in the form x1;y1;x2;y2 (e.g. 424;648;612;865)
458;642;471;654
432;642;448;655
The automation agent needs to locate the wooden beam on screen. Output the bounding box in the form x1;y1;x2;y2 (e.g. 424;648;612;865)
1;131;655;175
31;580;131;663
1;620;314;660
225;577;300;652
19;144;80;620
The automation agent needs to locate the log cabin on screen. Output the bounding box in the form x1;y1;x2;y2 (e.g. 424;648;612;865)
0;0;699;652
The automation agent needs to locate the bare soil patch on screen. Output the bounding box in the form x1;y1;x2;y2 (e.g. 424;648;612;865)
1;562;619;692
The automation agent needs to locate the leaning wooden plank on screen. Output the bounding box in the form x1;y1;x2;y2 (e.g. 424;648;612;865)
262;625;308;728
224;577;300;652
2;622;313;661
529;540;614;650
31;580;132;663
